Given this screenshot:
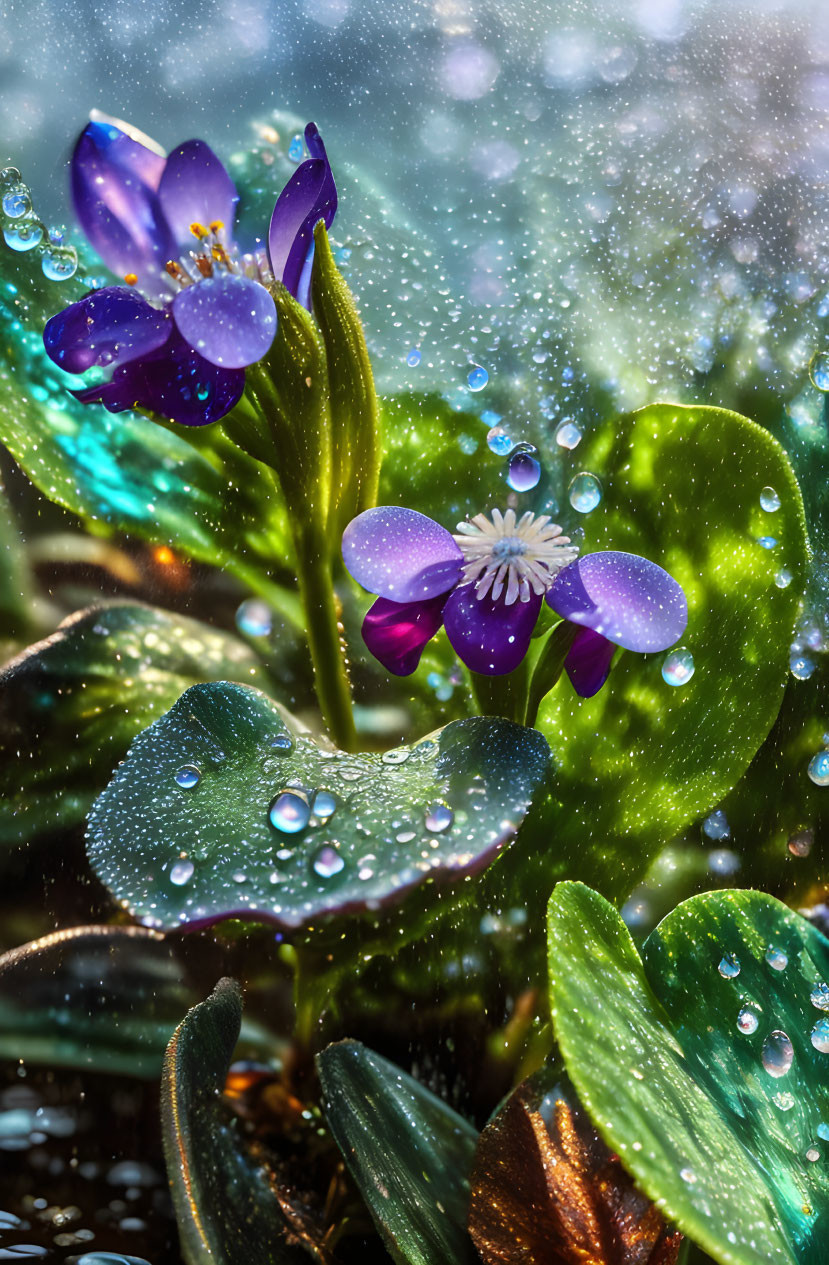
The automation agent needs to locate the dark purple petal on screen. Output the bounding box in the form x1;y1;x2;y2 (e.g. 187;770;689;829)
362;595;447;676
156;139;239;250
443;585;542;675
73;329;244;427
546;551;687;653
44;286;171;373
268;123;337;302
342;507;463;603
172;274;277;368
71;119;176;298
564;627;617;698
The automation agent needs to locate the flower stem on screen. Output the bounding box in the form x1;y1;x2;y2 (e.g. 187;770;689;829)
295;520;357;752
470;663;529;725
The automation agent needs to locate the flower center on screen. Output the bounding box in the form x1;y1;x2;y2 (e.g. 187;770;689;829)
124;221;274;295
453;508;579;605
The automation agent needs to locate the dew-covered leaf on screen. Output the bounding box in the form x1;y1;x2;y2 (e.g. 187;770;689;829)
87;680;550;934
0;603;265;848
317;1039;478;1265
548;881;829;1265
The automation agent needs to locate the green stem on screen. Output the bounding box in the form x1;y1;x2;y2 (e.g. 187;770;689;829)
470;662;529;724
295;521;357;752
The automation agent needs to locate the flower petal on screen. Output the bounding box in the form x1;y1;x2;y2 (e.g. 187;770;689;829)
362;595;447;676
156;139;240;250
71;118;176;298
268;123;337;302
342;507;464;603
172;273;277;369
564;627;617;698
546;551;687;652
73;329;244;427
43;286;171;373
443;585;542;675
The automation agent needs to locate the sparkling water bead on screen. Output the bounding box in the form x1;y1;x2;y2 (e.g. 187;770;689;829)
406;348;421;367
737;1006;759;1034
1;183;32;219
775;569;792;589
702;809;730;840
3;217;43;251
811;982;829;1011
718;952;740;979
467;364;489;391
174;765;200;789
555;419;582;449
811;1019;829;1053
269;790;311;834
757;536;777;550
487;425;514;455
312;789;337;820
810;350;829;392
313;845;345;878
41;244;78;281
507;448;541;492
760;486;781;512
169;859;194;886
790;651;815;680
568;472;602;513
424;803;454;833
288;134;304;162
761;1029;794;1077
819;1123;829;1142
0;166;21;187
765;946;788;971
235;599;273;638
662;648;695;687
808;751;829;786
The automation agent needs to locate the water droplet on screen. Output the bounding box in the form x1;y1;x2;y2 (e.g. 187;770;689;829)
382;748;410;765
679;1167;697;1184
757;535;777;550
313;845;345;878
703;809;730;841
808;752;829;786
232;869;247;884
762;1030;794;1077
270;734;293;752
269;790;311;834
810;350;829;391
772;1091;795;1111
662;648;695;687
396;829;416;843
424;803;454;833
487;425;514;455
811;982;829;1011
718;952;741;979
760;486;781;512
169;859;194;886
1;184;32;219
811;1018;829;1053
174;765;201;789
568;471;602;513
806;1147;821;1162
788;828;813;857
818;1123;829;1141
312;790;337;820
41;244;78;281
765;946;789;971
737;1006;760;1034
708;848;740;875
288;134;304;162
406;348;421;367
507;447;541;492
555;420;582;449
3;217;43;252
235;598;273;638
775;568;792;589
791;652;816;680
467;364;489;391
0;166;21;186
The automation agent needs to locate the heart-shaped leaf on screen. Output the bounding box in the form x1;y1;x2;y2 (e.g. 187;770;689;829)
317;1039;478;1265
0;603;266;849
87;680;550;934
547;881;829;1265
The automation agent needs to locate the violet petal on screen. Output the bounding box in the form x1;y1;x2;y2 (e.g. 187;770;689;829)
268;123;337;302
172;273;277;369
156;139;239;250
547;551;687;652
443;585;542;675
44;286;171;374
73;329;244;427
564;627;617;698
342;506;464;603
362;595;447;676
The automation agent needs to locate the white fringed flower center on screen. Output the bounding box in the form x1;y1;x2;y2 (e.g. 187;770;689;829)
453;508;578;605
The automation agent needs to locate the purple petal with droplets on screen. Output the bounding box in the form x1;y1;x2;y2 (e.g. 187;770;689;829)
44;286;171;374
73;329;244;427
564;627;617;698
156;139;239;250
71;120;176;299
268;123;337;302
342;506;463;603
172;273;277;369
362;595;447;676
443;585;542;675
547;551;687;652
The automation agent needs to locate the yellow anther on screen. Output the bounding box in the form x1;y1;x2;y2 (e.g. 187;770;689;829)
123;272;138;286
189;221;210;239
209;220;225;233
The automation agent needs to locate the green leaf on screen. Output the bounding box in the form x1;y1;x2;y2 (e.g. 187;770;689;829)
0;479;33;641
0;602;266;848
535;403;809;896
87;680;551;935
317;1039;478;1265
162;978;307;1265
548;881;829;1265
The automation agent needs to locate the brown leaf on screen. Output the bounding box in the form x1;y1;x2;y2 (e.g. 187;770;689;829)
468;1079;682;1265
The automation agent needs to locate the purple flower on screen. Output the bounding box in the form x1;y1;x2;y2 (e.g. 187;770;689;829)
42;113;337;426
342;505;687;690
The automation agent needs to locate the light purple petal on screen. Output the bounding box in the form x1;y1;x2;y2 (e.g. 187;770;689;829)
268;123;337;302
342;507;463;603
564;627;617;698
362;595;447;676
73;328;244;427
443;585;542;675
156;139;239;250
44;286;171;373
71;119;177;299
546;551;687;652
172;274;277;369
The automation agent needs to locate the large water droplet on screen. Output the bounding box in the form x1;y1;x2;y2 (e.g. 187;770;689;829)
662;648;695;687
507;447;541;492
811;1019;829;1053
555;419;582;449
467;364;489;391
235;599;272;638
718;952;741;979
312;790;337;820
790;651;815;680
788;828;813;858
174;765;201;789
812;982;829;1011
761;1030;794;1077
775;568;792;589
270;734;293;752
765;946;789;971
806;1147;821;1163
1;184;32;219
808;752;829;786
41;244;78;281
269;790;311;834
487;425;513;455
169;859;194;886
406;347;421;367
424;803;454;833
568;471;602;513
810;350;829;392
382;748;410;765
737;1006;760;1034
313;845;345;878
703;809;730;840
760;486;781;512
3;217;43;252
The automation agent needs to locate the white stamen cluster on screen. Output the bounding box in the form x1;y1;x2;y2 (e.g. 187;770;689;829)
453;508;578;605
159;222;274;294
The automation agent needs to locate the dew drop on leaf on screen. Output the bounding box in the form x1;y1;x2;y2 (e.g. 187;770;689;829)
762;1030;794;1077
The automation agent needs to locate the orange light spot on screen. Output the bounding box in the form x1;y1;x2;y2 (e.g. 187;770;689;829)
153;545;175;566
123;272;138;286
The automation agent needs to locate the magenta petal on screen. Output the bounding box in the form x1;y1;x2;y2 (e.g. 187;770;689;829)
172;274;277;368
44;287;171;373
156;139;239;250
362;595;447;676
564;627;617;697
443;586;542;675
342;507;463;603
547;551;688;652
268;123;337;302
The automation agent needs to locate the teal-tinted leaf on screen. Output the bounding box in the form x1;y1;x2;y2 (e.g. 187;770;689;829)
548;881;829;1265
317;1039;478;1265
0;603;266;848
87;680;550;934
535;404;808;895
162;977;307;1265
